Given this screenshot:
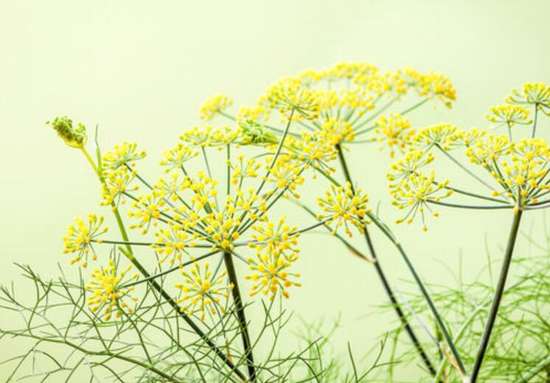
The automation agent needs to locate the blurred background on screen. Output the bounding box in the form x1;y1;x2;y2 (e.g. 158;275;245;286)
1;0;549;380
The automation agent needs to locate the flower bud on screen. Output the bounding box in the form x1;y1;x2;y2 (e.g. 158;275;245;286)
48;116;87;149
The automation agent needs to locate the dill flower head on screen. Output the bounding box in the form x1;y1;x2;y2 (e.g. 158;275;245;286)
261;77;321;120
400;68;457;108
467;137;550;203
283;133;336;172
199;94;233;121
414;123;460;150
175;263;232;320
181;125;239;148
452;127;487;147
101;167;138;206
245;251;301;300
265;157;305;199
153;224;194;266
229;155;261;185
319;118;355;145
102;142;146;171
465;133;511;166
201;210;242;252
160;143;198;172
507;82;550;115
390;171;453;231
129;191;166;234
387;149;434;186
375;113;415;157
63;214;108;267
486;105;531;127
86;259;138;321
48;116;87;149
250;217;299;260
317;182;370;236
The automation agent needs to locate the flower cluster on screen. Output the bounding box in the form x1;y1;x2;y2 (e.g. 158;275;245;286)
375;113;415;157
63;214;108;267
317;182;370;236
388;82;550;230
86;259;138;321
175;263;232;320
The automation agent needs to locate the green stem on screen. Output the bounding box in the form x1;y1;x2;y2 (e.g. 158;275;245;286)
223;251;256;382
436;145;495;192
532;105;539;138
80;148;247;382
470;207;524;382
335;144;438;377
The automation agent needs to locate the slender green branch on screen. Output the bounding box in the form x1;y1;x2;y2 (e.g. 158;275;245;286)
335;143;438;377
470;207;524;382
120;250;221;289
531;105;539;138
427;200;514;210
436;145;495;192
223;252;256;382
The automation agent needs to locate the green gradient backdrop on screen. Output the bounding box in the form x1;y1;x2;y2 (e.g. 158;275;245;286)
1;0;549;380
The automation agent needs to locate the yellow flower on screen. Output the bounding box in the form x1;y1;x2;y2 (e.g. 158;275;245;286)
486;105;531;127
387;149;434;187
375;113;415;157
160;143;197;172
86;259;138;321
176;262;232;320
153;224;193;266
414;123;460;150
245;251;301;299
202;212;241;251
180;125;239;148
465;134;511;166
317;182;370;236
48;116;87;149
63;214;108;267
453;128;488;147
229;155;262;185
236;105;270;125
284;133;336;172
199;94;233;121
129;192;165;234
400;68;456;108
250;217;299;260
102;142;146;171
154;173;186;202
265;157;305;199
261;77;321;120
507;82;550;115
319;118;355;145
101;167;138;206
390;171;452;231
466;137;550;203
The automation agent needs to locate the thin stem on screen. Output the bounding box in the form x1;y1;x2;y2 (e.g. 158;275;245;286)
436;145;495;192
441;184;509;204
121;250;221;289
80;147;246;382
427;200;513;210
255;108;295;197
335;144;438;376
470;207;523;382
532;105;539;138
223;252;256;382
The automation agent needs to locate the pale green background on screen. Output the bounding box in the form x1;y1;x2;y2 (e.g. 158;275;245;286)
1;0;549;381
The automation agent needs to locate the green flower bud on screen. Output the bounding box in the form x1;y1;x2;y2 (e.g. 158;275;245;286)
48;116;87;149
